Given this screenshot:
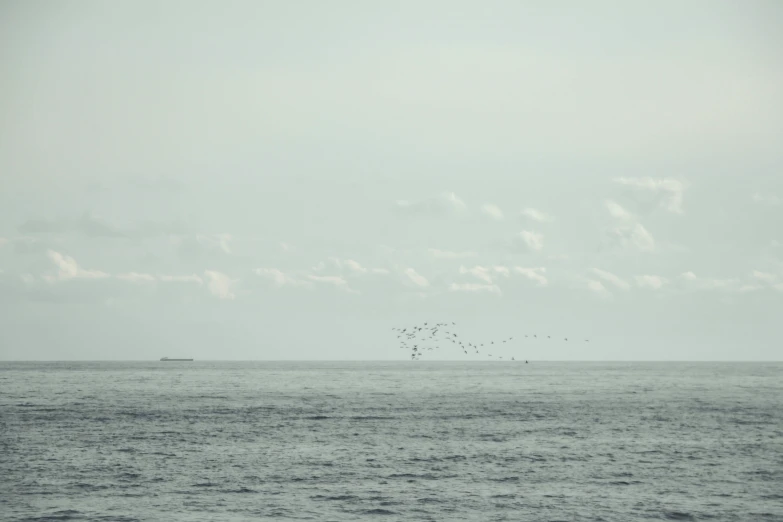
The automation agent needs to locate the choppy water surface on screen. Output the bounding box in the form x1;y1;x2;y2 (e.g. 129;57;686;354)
1;361;782;521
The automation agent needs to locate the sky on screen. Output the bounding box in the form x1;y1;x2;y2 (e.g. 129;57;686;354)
1;1;782;361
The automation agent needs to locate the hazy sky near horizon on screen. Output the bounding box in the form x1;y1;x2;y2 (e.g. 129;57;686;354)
1;1;782;360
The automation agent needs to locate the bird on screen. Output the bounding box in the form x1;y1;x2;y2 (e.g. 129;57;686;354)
390;321;585;361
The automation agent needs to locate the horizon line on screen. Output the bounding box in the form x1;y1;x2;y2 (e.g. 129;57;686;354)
1;359;781;363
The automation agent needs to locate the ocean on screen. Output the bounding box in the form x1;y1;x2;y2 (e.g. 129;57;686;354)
1;361;781;521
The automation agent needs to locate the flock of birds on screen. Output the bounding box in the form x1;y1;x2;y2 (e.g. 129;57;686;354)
391;322;590;361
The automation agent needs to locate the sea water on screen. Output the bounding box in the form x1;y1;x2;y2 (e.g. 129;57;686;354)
1;361;781;521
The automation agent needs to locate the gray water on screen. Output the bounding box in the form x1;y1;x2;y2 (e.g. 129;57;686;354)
1;361;782;521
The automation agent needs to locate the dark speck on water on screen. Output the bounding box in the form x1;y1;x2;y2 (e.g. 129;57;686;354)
1;361;782;521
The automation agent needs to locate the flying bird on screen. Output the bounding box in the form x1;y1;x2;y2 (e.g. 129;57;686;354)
390;321;586;361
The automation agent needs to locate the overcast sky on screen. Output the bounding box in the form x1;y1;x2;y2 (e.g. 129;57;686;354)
1;1;782;361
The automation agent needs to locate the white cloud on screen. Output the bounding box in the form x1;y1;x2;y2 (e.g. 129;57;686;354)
312;258;387;277
428;248;477;259
116;272;156;283
255;268;311;288
635;274;668;290
395;191;466;216
493;266;510;278
707;278;741;290
114;271;207;286
448;282;502;295
773;283;783;292
308;274;348;286
0;237;7;247
614;177;687;214
752;192;780;205
459;265;494;284
606;223;656;252
586;279;612;299
605;200;634;221
481;203;504;220
204;270;237;300
159;274;203;285
326;257;344;269
203;234;232;254
20;273;35;284
343;259;368;274
521;208;551;222
18;215;189;240
404;268;430;287
458;265;511;286
513;266;548;286
602;196;657;253
439;192;467;211
752;270;777;284
630;224;656;252
679;271;741;291
44;250;110;282
307;274;359;294
256;268;291;286
171;233;232;257
515;230;544;252
590;268;630;290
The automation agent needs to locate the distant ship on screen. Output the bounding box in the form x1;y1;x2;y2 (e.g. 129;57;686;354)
160;357;193;361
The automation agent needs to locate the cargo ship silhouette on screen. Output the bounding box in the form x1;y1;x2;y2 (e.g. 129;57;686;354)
160;357;194;361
